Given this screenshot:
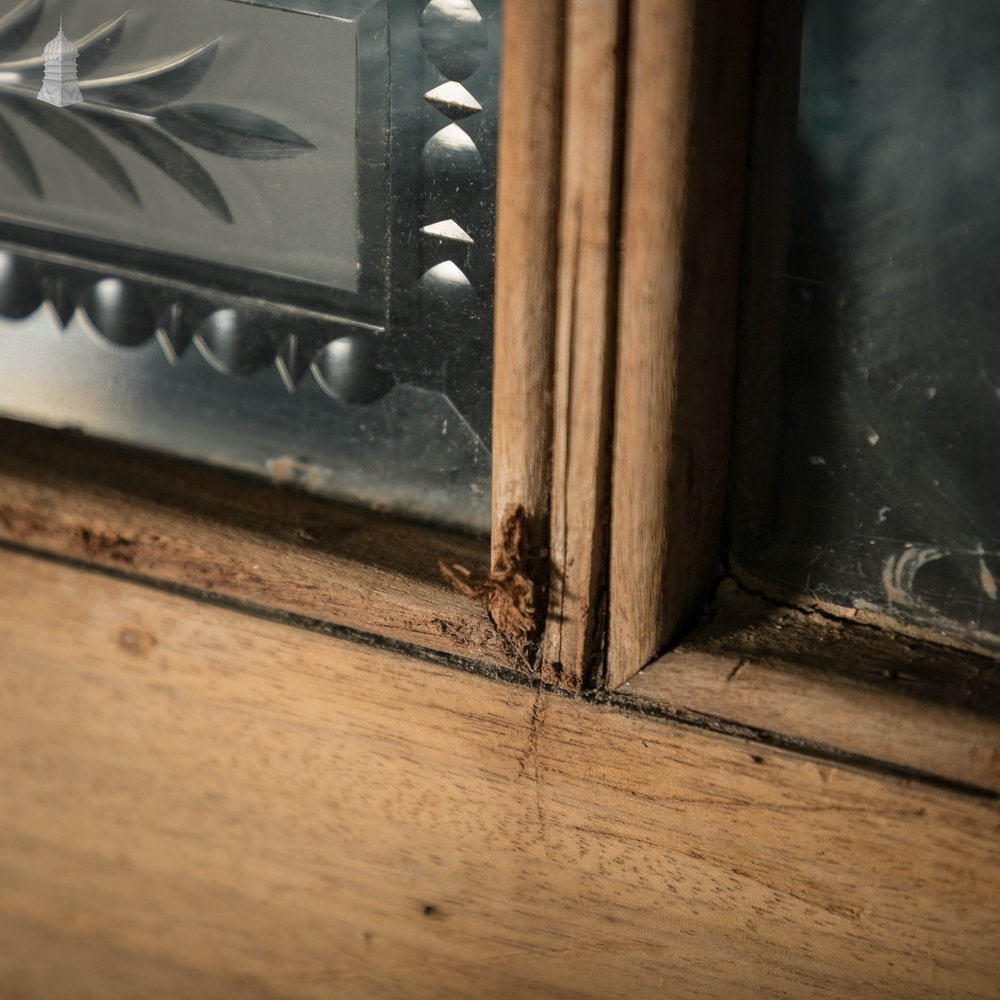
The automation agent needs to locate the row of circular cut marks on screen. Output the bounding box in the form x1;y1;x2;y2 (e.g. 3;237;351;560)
0;252;393;405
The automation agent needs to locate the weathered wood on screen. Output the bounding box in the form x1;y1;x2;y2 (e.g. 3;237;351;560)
542;0;624;691
608;0;758;685
0;419;510;667
1;549;999;999
623;581;1000;793
492;0;564;623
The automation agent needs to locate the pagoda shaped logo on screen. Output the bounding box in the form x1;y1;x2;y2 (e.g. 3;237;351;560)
37;19;84;108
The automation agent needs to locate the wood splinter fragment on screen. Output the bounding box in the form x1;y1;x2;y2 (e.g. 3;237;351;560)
440;506;538;656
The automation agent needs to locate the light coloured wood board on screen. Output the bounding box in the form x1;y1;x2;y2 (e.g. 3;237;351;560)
622;581;1000;793
0;420;510;667
541;0;624;691
492;1;563;595
608;0;758;685
1;549;999;999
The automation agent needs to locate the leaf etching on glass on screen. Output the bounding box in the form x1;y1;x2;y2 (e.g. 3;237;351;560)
0;3;315;222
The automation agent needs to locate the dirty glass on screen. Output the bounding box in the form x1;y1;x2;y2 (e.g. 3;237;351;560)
0;0;498;533
733;0;1000;644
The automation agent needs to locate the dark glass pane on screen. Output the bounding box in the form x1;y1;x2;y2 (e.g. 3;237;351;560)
734;0;1000;642
0;0;498;533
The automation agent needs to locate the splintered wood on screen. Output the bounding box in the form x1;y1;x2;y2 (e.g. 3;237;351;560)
440;505;539;664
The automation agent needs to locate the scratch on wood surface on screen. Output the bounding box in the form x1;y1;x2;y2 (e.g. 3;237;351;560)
440;505;539;663
729;866;869;923
726;658;748;683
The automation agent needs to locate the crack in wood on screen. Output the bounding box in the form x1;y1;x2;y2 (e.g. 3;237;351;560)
518;680;549;842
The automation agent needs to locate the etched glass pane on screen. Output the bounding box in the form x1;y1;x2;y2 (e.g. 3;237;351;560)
734;0;1000;643
0;0;499;532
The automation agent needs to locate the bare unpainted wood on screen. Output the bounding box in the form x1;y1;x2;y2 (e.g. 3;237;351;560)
0;420;510;666
2;550;999;999
608;0;758;685
492;1;563;597
623;580;1000;792
541;0;624;692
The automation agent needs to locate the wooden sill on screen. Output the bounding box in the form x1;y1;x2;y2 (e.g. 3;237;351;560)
0;417;511;669
619;579;1000;794
3;547;1000;998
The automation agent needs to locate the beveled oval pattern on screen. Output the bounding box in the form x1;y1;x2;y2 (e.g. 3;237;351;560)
311;333;394;405
194;309;274;376
80;277;155;347
421;123;485;203
419;260;480;331
0;252;43;319
419;0;487;81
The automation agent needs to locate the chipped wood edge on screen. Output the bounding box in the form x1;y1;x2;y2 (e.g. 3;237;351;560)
491;0;565;657
608;0;759;687
541;0;625;692
732;557;1000;663
440;504;539;666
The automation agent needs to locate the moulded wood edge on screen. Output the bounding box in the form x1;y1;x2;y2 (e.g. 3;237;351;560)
620;582;1000;794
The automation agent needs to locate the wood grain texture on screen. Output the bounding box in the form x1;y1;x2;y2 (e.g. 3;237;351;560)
623;581;1000;793
0;420;510;667
2;549;999;999
541;0;624;691
492;1;563;588
608;0;758;685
